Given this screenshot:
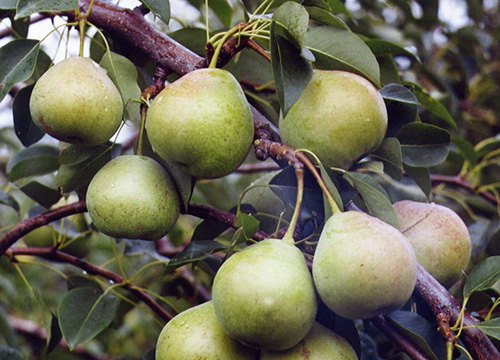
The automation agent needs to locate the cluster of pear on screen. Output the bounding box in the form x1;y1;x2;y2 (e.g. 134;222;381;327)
30;58;254;241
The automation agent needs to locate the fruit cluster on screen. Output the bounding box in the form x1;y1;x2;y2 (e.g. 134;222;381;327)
30;57;471;359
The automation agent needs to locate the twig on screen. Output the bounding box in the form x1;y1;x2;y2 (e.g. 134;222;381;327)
430;174;498;205
236;162;280;173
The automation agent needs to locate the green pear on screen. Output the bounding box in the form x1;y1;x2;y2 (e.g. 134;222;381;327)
155;301;258;360
280;70;387;169
244;171;293;235
393;200;471;288
260;322;358;359
30;57;123;146
146;68;254;179
86;155;180;240
313;211;417;319
212;239;317;351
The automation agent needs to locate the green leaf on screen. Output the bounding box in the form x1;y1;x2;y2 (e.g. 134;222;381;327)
0;191;20;213
271;21;313;116
0;307;16;347
387;311;446;360
141;0;170;25
208;0;231;28
6;144;59;181
16;0;76;18
0;39;40;102
0;0;16;9
370;138;403;179
13;84;45;147
396;123;451;167
463;256;500;298
404;165;431;199
167;240;226;269
19;181;61;208
306;6;349;30
46;314;63;355
100;51;141;123
365;39;420;63
191;220;230;242
413;86;457;128
58;287;118;350
273;1;309;47
380;83;419;105
345;172;399;228
305;26;380;87
0;346;24;360
58;143;111;166
452;137;477;167
235;212;259;239
476;317;500;341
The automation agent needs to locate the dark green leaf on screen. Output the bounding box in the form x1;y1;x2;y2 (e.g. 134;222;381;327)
463;256;500;298
16;0;77;18
366;39;420;63
158;158;193;213
46;314;62;354
13;84;45;146
0;0;16;9
58;287;118;350
476;317;500;341
413;86;457;128
141;0;170;25
370;138;403;179
386;101;418;138
452;137;477;167
67;275;103;291
271;21;313;116
305;27;380;87
235;212;259;239
208;0;231;28
404;165;431;199
387;311;446;360
6;144;59;181
273;2;309;47
58;143;111;166
0;346;24;360
397;123;451;167
11;15;30;38
0;307;16;347
100;51;141;123
345;172;399;227
32;50;51;82
0;191;20;213
169;28;207;57
191;220;231;242
19;181;61;208
0;39;40;102
306;6;349;29
380;83;419;105
167;240;226;268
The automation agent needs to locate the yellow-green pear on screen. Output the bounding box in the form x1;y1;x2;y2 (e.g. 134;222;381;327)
280;70;387;169
260;322;358;359
156;301;258;360
86;155;180;240
313;211;417;319
30;57;123;146
212;239;317;351
146;68;254;179
393;200;471;288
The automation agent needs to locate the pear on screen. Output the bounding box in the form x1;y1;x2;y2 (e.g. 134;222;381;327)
146;68;254;179
155;301;258;360
280;70;387;169
260;322;358;359
212;239;317;351
30;57;123;146
86;155;180;240
393;200;471;288
313;211;417;319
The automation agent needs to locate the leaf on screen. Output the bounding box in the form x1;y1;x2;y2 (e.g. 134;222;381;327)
365;39;420;63
305;26;380;87
191;220;231;242
0;191;20;213
476;317;500;341
46;314;63;355
271;21;313;116
0;346;24;360
16;0;76;18
140;0;170;25
463;256;500;298
0;0;16;9
158;158;193;213
380;83;419;105
13;84;45;146
404;165;431;199
273;1;309;47
100;51;141;123
19;181;61;208
0;39;40;102
387;311;446;360
413;86;457;128
386;101;418;138
6;144;59;181
58;287;118;350
0;307;16;347
235;212;259;239
306;6;349;30
345;172;399;228
208;0;231;28
452;137;477;167
370;138;403;179
396;123;451;167
167;240;226;269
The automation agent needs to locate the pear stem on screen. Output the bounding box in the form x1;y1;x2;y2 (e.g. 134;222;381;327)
208;26;241;69
136;102;148;156
282;166;304;244
78;19;86;57
295;151;342;215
